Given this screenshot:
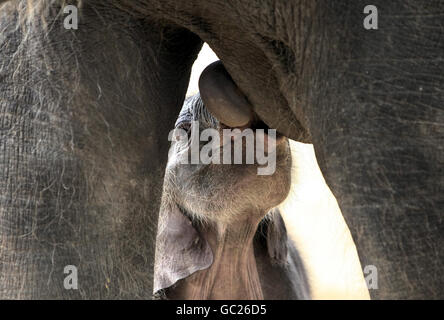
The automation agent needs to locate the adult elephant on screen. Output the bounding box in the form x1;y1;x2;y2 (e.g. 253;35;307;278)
0;0;442;299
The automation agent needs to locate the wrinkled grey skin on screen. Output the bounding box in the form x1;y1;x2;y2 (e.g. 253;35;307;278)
154;93;310;299
0;0;443;299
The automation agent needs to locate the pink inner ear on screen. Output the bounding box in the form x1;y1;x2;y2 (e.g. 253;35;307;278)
153;202;213;294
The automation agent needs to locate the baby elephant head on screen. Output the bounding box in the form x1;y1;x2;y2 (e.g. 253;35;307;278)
154;61;294;298
165;61;292;224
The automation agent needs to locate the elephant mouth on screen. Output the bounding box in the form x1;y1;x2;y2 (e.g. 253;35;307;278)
219;118;286;146
198;60;286;146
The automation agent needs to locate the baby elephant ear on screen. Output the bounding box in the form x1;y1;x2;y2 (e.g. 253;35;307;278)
153;200;213;295
265;208;289;265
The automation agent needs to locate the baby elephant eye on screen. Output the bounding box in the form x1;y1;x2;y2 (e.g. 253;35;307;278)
177;122;191;132
173;122;192;142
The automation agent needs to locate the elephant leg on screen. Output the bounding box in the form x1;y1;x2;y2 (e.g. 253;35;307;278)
307;1;444;299
0;1;201;298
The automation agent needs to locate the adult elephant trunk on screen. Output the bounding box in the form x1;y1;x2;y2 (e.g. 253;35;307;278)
0;1;201;298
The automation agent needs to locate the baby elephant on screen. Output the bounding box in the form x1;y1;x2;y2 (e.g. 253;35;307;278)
154;61;310;300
